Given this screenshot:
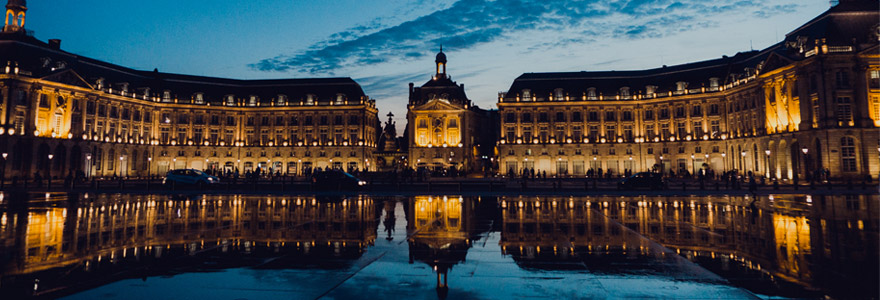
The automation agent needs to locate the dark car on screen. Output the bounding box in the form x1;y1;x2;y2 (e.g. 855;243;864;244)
163;169;219;188
618;172;664;190
312;170;366;190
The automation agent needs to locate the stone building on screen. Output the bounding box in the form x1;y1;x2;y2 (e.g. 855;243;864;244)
406;48;494;174
497;0;879;180
0;0;379;180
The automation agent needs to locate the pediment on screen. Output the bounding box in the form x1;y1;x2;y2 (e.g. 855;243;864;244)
41;69;94;89
412;98;464;112
760;52;794;73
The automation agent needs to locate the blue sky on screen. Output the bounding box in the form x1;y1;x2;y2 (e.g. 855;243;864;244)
27;0;830;124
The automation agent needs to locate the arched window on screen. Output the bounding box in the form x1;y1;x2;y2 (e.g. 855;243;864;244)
194;93;204;104
522;89;531;101
277;94;287;106
162;90;172;103
620;87;631;99
335;94;345;105
841;137;857;172
248;96;258;106
306;94;316;105
586;88;597;100
554;88;564;100
226;95;235;106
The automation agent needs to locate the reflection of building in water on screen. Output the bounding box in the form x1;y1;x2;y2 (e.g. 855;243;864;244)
0;194;378;297
499;195;877;298
406;195;473;296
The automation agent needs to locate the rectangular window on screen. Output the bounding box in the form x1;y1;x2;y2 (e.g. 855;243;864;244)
604;125;615;140
711;120;721;138
835;70;850;88
589;126;599;141
693;121;703;138
605;111;616;121
691;105;702;117
870;70;880;89
675;122;687;139
837;97;853;125
555;112;566;122
193;128;203;144
556;161;568;176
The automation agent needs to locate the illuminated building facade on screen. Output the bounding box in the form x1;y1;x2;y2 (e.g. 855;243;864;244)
406;49;494;173
497;0;879;180
0;0;379;179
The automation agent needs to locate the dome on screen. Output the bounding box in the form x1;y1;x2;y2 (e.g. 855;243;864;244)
6;0;26;9
435;49;447;64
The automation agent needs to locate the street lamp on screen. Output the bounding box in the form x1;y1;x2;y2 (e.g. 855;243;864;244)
85;154;92;178
801;146;809;180
147;157;152;178
721;153;726;173
765;150;771;178
1;152;7;188
47;154;54;189
691;154;696;175
740;151;746;172
119;156;124;178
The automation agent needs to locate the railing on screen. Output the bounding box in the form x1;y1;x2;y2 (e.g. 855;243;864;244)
827;46;853;53
805;49;817;57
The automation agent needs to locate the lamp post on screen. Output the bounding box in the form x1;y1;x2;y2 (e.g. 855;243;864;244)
119;156;125;178
801;146;809;181
1;152;7;188
691;154;696;176
147;157;152;179
721;153;726;173
659;155;664;176
740;151;746;173
764;150;771;178
85;154;91;179
47;154;54;190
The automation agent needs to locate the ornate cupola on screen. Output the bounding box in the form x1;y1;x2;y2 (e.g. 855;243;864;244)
434;46;447;79
3;0;26;33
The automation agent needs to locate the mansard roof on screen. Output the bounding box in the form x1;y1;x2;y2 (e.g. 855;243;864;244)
506;50;769;100
0;33;368;106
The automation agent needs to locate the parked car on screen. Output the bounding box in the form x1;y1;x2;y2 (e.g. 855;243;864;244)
312;170;366;190
163;169;220;188
618;172;664;190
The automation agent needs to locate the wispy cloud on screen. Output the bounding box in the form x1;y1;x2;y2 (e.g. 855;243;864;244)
250;0;803;74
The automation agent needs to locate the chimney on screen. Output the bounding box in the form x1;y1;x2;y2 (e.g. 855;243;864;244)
48;39;61;50
460;83;464;89
408;82;414;97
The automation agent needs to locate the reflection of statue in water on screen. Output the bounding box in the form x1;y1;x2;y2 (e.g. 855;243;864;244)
383;201;396;241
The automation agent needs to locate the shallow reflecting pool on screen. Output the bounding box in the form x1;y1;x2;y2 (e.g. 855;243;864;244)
0;193;876;299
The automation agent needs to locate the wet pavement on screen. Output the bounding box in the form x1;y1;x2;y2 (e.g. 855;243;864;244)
0;192;876;299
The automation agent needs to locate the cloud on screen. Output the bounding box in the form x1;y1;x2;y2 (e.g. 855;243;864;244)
250;0;803;74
